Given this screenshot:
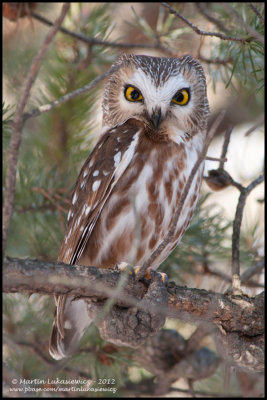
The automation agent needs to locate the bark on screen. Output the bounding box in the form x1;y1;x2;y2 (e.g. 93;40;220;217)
3;256;264;372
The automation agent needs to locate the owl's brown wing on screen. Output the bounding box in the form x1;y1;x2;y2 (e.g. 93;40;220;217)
58;119;141;265
50;119;142;360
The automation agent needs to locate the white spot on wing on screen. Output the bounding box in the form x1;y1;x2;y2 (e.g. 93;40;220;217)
74;215;81;229
80;180;86;189
85;205;91;216
67;210;72;221
92;180;101;192
93;170;99;177
114;151;121;167
83;169;88;178
72;192;78;205
114;132;139;180
65;228;72;243
66;248;72;255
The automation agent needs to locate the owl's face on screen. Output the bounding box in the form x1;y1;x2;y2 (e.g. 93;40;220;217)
102;54;209;141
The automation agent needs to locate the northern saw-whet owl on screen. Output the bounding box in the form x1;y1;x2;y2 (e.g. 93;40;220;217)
49;53;210;360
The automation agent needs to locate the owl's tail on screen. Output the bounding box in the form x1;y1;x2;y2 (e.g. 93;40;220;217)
49;296;92;360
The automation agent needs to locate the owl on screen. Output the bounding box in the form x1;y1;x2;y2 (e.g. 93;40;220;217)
49;54;210;360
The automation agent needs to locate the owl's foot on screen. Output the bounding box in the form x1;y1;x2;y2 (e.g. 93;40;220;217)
116;262;168;285
142;268;168;286
115;261;139;276
87;270;168;348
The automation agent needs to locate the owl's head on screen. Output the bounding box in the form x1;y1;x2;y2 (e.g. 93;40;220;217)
102;54;210;139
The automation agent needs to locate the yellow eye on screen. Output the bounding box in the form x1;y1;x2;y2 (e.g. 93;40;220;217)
172;89;190;106
124;86;143;102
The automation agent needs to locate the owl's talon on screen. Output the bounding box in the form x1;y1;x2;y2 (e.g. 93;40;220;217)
143;269;168;286
116;262;141;277
131;266;141;277
144;269;152;280
89;265;168;348
160;272;168;285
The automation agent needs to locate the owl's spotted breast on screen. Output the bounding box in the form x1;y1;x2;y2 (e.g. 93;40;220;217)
78;121;203;270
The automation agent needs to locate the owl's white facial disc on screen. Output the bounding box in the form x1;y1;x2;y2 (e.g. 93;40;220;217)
123;69;194;122
102;54;209;135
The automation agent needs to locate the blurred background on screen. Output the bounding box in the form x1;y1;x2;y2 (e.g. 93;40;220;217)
3;3;264;397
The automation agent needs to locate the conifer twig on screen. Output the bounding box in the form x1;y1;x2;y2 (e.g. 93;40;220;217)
31;10;169;53
21;67;116;123
219;125;233;169
160;2;262;44
201;261;264;289
222;3;264;44
241;258;264;284
2;3;70;254
231;174;264;295
32;187;68;214
244;114;264;137
198;54;233;65
206;156;227;162
248;3;265;23
195;3;231;34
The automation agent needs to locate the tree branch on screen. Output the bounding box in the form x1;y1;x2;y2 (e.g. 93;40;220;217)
2;3;70;255
240;258;264;284
206;156;228;163
244;114;264;137
160;2;256;43
30;10;169;53
203;119;264;296
3;257;264;337
222;3;264;44
201;260;264;289
195;3;231;35
231;174;264;294
248;3;265;24
219;125;233;169
21;66;117;123
3;256;264;372
198;54;233;65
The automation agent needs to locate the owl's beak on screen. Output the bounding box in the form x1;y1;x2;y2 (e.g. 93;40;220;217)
149;107;162;130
